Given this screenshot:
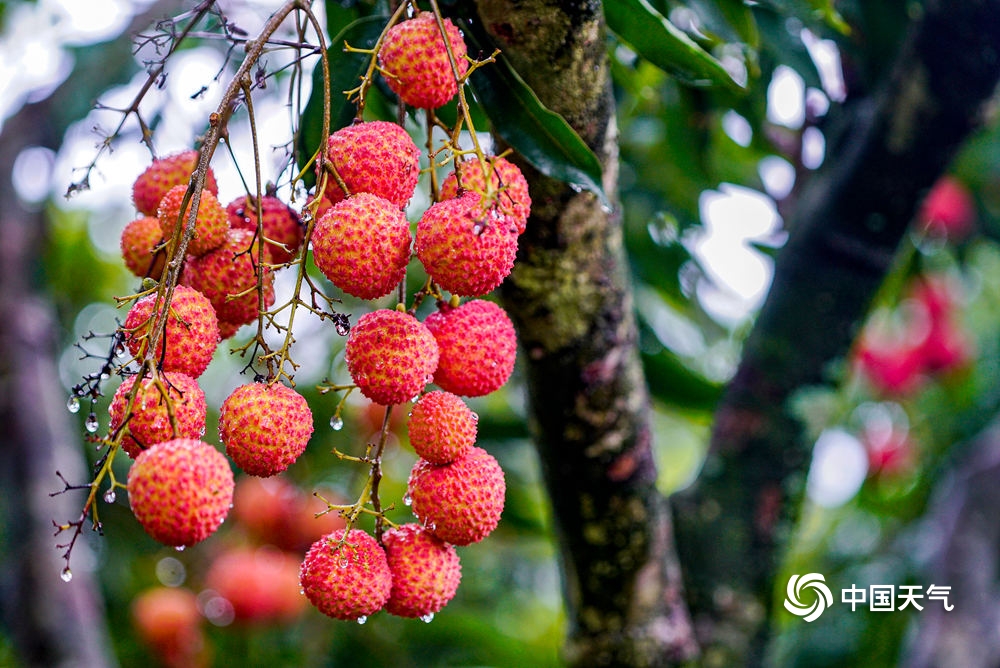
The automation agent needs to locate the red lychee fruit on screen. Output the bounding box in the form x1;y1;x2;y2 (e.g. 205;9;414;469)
109;371;207;459
132;150;218;217
226;195;304;265
231;476;347;553
127;438;234;547
219;382;314;477
320;121;420;207
204;546;307;625
216;319;244;340
299;528;392;621
424;299;517;397
123;284;220;379
378;12;469;110
416;191;518;296
311;193;412;300
121;216;166;279
382;523;462;619
917;175;975;241
131;587;205;668
345;309;439;406
185;228;275;327
407;390;477;464
407;446;505;546
440;156;531;234
157;184;229;257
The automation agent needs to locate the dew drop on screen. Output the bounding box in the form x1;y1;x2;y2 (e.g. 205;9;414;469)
66;396;80;414
175;545;186;552
299;588;305;596
84;413;99;433
471;412;479;423
335;322;350;336
103;488;116;504
330;416;344;431
60;567;73;583
403;493;412;507
420;613;434;623
115;343;126;357
100;372;110;380
356;615;368;625
569;183;584;193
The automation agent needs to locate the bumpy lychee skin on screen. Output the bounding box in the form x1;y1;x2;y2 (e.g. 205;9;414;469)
299;529;392;621
311;193;412;300
416;191;518;296
407;391;477;464
123;284;220;379
378;12;469;110
219;382;314;477
127;438;234;547
132;150;218;217
216;318;243;340
226;195;304;265
157;184;229;257
346;309;439;406
185;228;275;327
424;300;517;397
382;523;461;619
109;371;207;459
121;216;166;279
321;121;420;207
440;156;531;234
408;446;505;546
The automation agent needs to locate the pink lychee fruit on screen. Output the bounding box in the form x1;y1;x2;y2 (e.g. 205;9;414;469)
219;382;314;477
424;299;517;396
345;309;439;406
407;390;477;464
132;150;218;217
109;371;207;459
226;195;305;265
123;284;220;379
157;184;229;257
440;156;531;234
127;438;234;547
185;228;275;327
320;121;420;207
204;546;307;624
407;446;505;546
378;12;469;110
382;523;462;619
121;216;166;279
299;528;392;621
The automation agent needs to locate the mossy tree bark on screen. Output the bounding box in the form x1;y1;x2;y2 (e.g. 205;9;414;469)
474;0;697;665
672;1;1000;662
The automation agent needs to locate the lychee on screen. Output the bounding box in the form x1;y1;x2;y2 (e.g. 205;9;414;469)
127;438;234;547
299;528;392;621
918;175;975;241
378;12;469;110
311;193;412;300
121;216;166;279
345;309;439;406
132;149;218;217
408;446;505;546
424;299;517;396
382;523;461;619
226;195;304;265
185;228;275;327
109;371;207;459
416;191;518;296
219;382;314;477
231;476;346;553
157;184;229;257
321;121;420;207
131;587;205;668
440;156;531;234
123;284;220;379
217;318;244;340
204;547;307;624
407;390;477;464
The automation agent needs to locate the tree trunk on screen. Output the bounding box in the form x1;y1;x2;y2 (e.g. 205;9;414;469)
673;0;1000;662
475;0;698;664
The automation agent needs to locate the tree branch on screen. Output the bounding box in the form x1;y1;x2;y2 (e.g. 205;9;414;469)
474;0;697;664
673;0;1000;661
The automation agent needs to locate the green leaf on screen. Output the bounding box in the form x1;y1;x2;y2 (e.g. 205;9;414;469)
457;18;607;204
642;348;723;412
297;15;387;187
605;0;746;92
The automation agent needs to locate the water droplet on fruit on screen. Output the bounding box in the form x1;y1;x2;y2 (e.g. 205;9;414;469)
115;343;126;357
335;321;350;336
356;615;367;625
103;489;116;504
84;413;99;433
330;416;344;431
299;588;305;596
471;412;479;422
175;545;186;552
403;493;412;507
420;613;434;623
60;567;73;582
67;396;80;414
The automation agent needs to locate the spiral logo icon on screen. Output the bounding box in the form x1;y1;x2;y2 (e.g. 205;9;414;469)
784;573;833;622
